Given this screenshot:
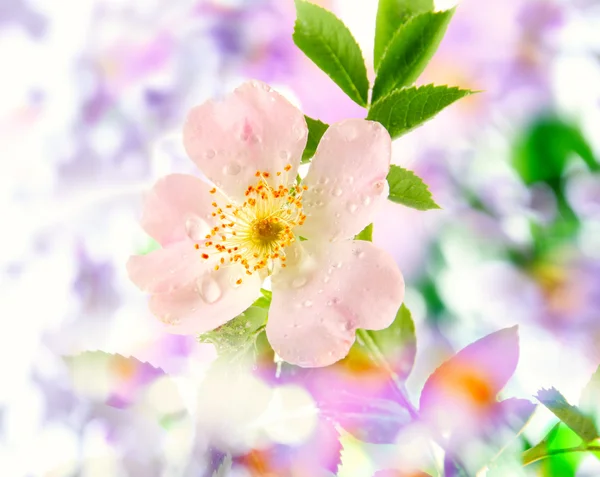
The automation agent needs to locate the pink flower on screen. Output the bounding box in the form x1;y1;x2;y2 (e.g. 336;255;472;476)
127;81;405;367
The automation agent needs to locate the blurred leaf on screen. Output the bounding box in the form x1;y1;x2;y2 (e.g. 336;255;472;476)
581;366;600;421
323;394;411;443
513;116;599;186
368;84;473;139
420;326;520;417
387;165;440;210
355;223;374;241
302;116;329;163
64;352;165;408
294;0;369;106
371;9;455;103
374;0;434;71
523;423;586;475
536;388;599;442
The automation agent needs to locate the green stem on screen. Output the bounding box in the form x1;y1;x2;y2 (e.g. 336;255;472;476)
523;445;600;466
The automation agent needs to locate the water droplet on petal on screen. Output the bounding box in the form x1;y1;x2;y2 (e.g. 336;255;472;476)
373;180;385;192
357;251;365;259
347;176;355;184
333;262;343;269
223;162;241;175
279;150;290;160
292;276;307;288
362;195;371;206
335;212;341;218
323;275;331;283
343;124;358;141
205;149;216;159
303;300;313;307
347;203;358;213
294;125;306;141
197;275;222;304
318;177;330;185
332;187;343;197
185;216;211;241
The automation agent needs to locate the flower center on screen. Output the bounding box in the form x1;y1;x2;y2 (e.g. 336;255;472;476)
194;165;307;282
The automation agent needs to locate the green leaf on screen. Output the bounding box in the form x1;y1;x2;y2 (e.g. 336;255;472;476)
374;0;434;71
368;84;472;139
536;388;599;443
354;304;417;381
354;223;373;241
293;0;369;106
523;423;589;474
371;9;455;103
198;305;268;358
387;164;440;210
302;116;329;163
513;116;599;186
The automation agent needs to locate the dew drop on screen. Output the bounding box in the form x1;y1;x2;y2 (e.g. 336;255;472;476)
223;162;241;176
294;125;306;141
343;124;358;141
292;276;307;288
317;177;330;185
347;203;358;213
332;187;343;197
333;262;343;269
303;300;313;308
357;251;366;259
279;150;291;160
323;275;331;283
373;180;385;192
335;212;341;218
197;275;222;304
205;149;216;159
185;216;211;241
362;195;372;206
347;176;355;184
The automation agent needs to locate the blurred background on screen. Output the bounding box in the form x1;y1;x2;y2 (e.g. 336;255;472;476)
1;0;600;475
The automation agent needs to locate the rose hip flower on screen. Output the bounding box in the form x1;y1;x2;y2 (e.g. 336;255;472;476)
127;81;405;367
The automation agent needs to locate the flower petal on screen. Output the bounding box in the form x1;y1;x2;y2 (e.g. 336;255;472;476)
183;81;308;201
267;240;404;367
419;326;520;434
149;264;263;334
141;174;218;246
299;119;391;241
127;241;205;294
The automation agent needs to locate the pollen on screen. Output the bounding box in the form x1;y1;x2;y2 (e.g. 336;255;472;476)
194;165;307;276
